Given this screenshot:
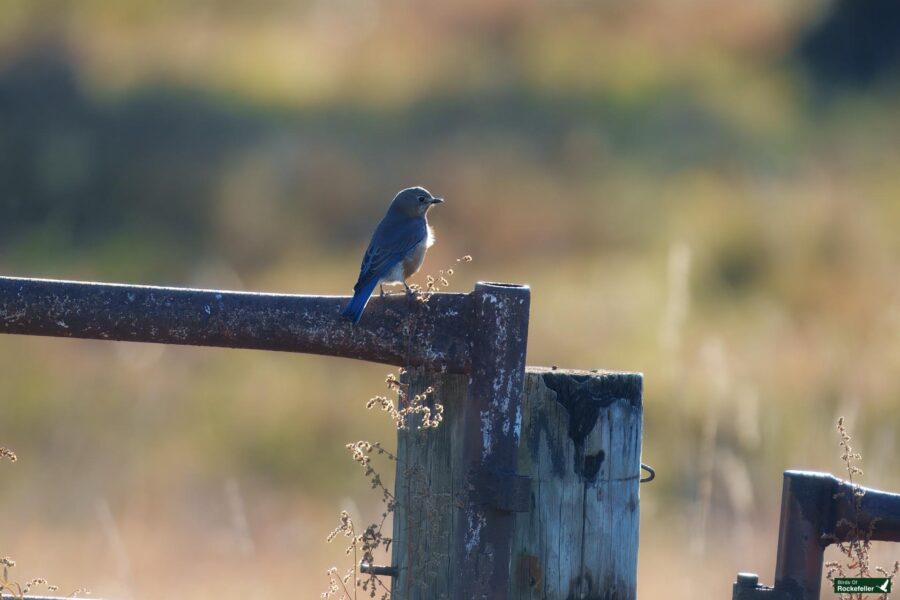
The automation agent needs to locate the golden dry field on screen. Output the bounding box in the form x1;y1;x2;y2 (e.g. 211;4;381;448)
0;1;899;597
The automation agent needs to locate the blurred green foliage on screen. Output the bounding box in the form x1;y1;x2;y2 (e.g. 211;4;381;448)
0;0;899;597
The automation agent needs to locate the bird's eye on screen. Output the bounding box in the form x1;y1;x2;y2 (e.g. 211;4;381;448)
417;196;426;203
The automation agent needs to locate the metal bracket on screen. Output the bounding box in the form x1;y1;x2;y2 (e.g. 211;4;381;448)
360;563;398;578
732;573;791;599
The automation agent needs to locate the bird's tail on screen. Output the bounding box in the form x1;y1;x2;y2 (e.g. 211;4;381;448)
341;279;378;324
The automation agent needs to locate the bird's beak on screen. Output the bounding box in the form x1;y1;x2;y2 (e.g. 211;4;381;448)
430;197;444;204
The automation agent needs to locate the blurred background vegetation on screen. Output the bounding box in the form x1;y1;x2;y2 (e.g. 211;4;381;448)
0;0;899;597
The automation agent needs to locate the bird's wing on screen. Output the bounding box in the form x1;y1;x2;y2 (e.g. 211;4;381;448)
354;218;425;291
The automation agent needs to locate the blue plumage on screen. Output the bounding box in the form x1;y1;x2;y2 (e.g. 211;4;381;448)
342;277;380;324
342;186;443;324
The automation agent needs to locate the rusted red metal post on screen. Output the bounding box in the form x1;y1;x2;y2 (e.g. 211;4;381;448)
734;470;900;600
774;470;900;599
457;283;530;599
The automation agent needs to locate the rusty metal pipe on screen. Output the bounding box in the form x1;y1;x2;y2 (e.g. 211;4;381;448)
774;470;900;600
455;281;531;599
0;276;472;371
833;479;900;544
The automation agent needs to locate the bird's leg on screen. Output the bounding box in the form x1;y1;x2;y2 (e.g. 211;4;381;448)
380;284;386;299
404;282;413;296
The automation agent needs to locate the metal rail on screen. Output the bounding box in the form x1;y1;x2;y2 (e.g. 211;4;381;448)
0;276;472;370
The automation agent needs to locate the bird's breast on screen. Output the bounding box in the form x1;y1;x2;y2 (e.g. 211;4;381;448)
402;238;429;280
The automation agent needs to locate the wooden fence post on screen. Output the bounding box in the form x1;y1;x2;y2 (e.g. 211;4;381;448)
391;367;643;600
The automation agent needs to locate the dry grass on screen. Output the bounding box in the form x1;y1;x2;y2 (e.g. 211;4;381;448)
321;256;466;599
0;557;62;599
0;1;898;597
0;448;84;600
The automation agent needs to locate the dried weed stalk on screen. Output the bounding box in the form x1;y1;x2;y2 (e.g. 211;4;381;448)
323;510;391;600
323;257;469;599
0;448;88;599
0;558;62;599
824;418;899;600
367;373;442;431
409;255;473;301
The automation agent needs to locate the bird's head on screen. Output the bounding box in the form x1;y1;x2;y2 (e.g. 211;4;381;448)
389;186;444;218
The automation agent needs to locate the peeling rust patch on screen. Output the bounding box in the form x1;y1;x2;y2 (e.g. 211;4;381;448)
516;554;542;589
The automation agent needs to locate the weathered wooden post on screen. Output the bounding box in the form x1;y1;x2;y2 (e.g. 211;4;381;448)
392;367;643;599
513;368;642;599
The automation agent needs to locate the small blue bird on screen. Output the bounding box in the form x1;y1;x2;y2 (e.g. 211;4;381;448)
342;186;444;323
